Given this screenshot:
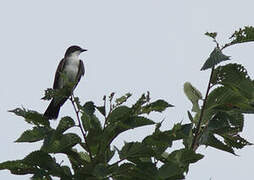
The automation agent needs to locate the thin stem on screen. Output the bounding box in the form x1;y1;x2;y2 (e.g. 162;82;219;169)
70;94;93;161
103;95;107;129
191;67;215;151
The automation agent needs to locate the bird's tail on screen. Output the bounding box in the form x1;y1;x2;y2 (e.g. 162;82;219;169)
43;99;62;120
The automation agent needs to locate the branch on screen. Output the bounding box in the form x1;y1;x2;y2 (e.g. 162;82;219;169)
191;67;215;151
70;94;93;161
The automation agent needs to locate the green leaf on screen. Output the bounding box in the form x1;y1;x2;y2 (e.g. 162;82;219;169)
211;63;254;99
107;106;131;123
158;149;203;178
56;116;75;134
205;32;217;39
206;86;251;114
187;111;194;123
0;160;37;175
105;148;116;163
118;116;155;130
23;151;59;170
115;93;132;106
166;149;204;165
223;26;254;49
78;151;91;162
83;101;96;116
42;86;73;104
143;123;192;154
95;105;106;116
64;150;87;170
9;108;49;126
140;99;173;114
81;111;102;131
222;134;253;149
158;161;183;179
23;151;73;179
41;133;81;153
201;48;230;71
15;127;50;143
118;142;154;161
113;162;158;180
207;111;243;134
184;82;203;112
199;131;235;155
100;116;155;155
85;115;103;155
131;94;149;114
92;163;109;178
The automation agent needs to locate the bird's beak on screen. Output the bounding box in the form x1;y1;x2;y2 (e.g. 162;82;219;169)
81;49;87;52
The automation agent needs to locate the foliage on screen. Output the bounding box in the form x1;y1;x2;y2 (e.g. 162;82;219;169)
1;26;254;179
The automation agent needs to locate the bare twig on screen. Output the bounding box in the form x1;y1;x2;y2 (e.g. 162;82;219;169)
191;67;215;151
103;95;108;129
70;94;93;161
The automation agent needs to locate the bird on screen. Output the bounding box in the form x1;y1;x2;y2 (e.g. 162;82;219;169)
44;45;87;119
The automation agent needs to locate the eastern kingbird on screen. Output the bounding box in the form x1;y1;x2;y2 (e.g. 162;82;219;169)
44;45;87;119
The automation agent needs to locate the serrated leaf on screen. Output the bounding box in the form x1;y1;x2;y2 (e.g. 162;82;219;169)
201;48;230;70
119;116;155;129
23;151;58;170
143;123;192;155
107;106;131;123
9;108;49;126
223;26;254;49
207;111;243;134
15;127;50;143
56;116;75;134
140;99;173;114
211;63;254;99
42;86;73;104
158;161;183;179
222;134;253;149
100;116;155;155
0;160;37;175
23;151;73;179
167;149;204;165
119;142;154;160
199;132;235;155
41;133;81;153
206;86;250;113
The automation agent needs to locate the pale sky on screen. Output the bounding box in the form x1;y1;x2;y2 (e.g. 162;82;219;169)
1;1;254;179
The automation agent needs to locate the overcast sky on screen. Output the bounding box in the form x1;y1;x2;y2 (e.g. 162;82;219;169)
1;1;254;179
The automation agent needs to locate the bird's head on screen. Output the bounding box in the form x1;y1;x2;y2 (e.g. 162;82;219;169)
65;45;87;57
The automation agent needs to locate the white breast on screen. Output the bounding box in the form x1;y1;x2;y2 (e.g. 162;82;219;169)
64;55;80;82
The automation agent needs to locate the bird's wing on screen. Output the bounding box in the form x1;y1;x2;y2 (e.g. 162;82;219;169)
76;60;85;82
53;58;65;89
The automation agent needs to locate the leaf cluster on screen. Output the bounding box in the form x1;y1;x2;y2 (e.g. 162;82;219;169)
2;26;254;180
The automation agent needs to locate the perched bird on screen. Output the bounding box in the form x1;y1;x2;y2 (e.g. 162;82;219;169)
44;45;87;119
